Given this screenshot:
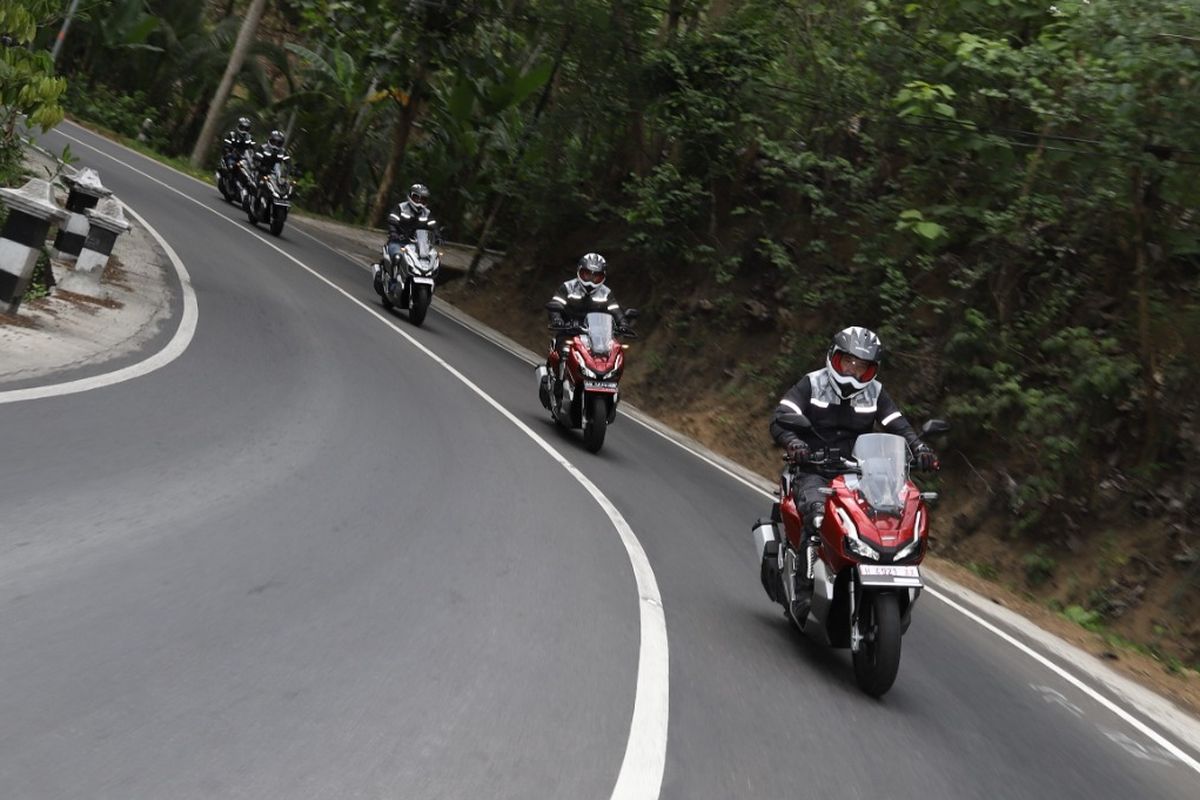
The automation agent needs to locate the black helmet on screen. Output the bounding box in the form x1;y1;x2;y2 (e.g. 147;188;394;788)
408;183;430;209
826;326;883;399
268;129;285;148
577;252;607;289
237;116;252;133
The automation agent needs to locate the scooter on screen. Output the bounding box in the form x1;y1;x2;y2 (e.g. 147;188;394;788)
753;413;948;696
534;309;638;453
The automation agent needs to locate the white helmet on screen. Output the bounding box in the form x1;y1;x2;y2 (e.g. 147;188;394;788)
577;252;607;290
825;326;883;399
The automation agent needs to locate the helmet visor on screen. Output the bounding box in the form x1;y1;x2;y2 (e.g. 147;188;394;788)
831;351;877;382
580;267;605;285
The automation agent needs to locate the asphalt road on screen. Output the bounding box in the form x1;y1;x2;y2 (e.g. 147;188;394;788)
0;122;1197;799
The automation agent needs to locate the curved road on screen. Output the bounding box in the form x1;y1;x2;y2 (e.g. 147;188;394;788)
0;123;1196;799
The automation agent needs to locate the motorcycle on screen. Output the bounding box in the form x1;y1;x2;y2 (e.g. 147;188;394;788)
534;309;639;453
246;156;294;237
752;413;949;696
372;219;440;326
215;147;250;204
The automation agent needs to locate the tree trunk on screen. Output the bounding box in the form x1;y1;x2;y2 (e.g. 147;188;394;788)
368;89;421;227
1132;165;1159;463
189;0;268;168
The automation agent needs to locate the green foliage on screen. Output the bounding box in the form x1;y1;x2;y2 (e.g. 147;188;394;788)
0;1;68;159
1022;549;1057;587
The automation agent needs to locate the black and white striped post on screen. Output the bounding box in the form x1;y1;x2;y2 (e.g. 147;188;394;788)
68;197;130;292
0;178;68;314
52;167;111;262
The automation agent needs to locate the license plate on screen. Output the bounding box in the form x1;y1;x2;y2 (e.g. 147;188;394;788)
858;564;922;586
584;380;618;392
410;276;435;285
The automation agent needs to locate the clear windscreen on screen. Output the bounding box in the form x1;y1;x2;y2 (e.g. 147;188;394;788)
850;433;910;514
584;312;614;355
416;228;432;258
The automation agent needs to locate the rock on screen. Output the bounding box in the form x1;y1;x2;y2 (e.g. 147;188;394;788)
742;299;772;323
696;298;715;314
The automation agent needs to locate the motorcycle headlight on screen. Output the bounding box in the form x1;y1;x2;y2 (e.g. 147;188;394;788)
836;508;879;561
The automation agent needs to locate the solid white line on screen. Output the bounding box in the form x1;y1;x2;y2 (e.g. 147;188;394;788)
0;200;198;405
49;126;669;800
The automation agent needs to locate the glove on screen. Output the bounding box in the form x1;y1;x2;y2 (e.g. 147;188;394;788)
549;312;565;328
786;440;810;463
914;442;940;472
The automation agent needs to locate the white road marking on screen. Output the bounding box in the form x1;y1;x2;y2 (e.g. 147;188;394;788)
47;124;669;800
1033;684;1085;718
0;200;198;405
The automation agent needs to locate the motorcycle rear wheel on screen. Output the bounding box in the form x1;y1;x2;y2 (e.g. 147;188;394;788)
583;394;608;453
852;592;902;697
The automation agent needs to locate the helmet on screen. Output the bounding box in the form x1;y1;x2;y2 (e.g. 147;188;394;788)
825;326;882;399
237;116;252;133
577;252;607;289
268;129;285;148
408;183;430;209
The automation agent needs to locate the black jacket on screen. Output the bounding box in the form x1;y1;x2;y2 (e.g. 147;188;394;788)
547;279;623;325
770;368;921;457
387;200;433;244
252;144;287;177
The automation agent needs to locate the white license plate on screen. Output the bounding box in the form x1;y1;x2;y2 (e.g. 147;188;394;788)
584;381;618;391
858;564;922;586
410;276;435;285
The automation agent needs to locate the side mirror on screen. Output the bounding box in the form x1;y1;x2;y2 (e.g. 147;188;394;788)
624;308;640;319
776;412;812;433
920;419;951;436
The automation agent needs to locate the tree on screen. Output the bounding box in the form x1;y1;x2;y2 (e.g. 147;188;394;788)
189;0;268;167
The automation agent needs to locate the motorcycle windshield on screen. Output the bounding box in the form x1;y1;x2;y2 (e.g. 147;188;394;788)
584;312;614;355
415;229;432;259
849;433;910;515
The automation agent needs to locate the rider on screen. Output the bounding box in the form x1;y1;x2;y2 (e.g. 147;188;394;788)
540;253;628;399
771;326;939;539
377;183;434;282
220;116;255;165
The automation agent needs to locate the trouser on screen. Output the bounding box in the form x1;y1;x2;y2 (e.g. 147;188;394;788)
791;472;830;537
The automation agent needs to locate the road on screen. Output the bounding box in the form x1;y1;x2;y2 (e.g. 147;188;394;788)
0;122;1196;799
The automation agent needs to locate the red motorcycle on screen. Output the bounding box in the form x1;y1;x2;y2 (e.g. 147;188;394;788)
535;310;638;453
753;413;948;696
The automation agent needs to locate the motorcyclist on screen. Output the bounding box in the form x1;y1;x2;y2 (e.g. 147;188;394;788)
220;116;255;165
540;253;628;399
251;129;288;178
770;326;939;542
376;183;435;282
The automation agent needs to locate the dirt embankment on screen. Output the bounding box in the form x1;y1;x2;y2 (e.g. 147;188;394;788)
438;264;1200;717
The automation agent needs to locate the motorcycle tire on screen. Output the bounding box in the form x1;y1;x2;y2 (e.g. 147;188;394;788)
270;216;285;237
381;287;394;311
583;394;608;453
852;592;902;697
409;285;431;326
218;178;232;203
247;202;257;226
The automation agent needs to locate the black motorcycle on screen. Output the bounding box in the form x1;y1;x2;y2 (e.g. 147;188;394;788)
216;149;248;204
246;156;294;237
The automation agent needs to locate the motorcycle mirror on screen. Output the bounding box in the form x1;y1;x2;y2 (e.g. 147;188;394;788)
920;419;951;436
776;412;812;432
624;308;640;319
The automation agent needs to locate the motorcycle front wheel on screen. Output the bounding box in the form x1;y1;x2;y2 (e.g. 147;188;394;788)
409;284;431;326
583;394;608;453
852;591;902;697
270;205;287;236
246;200;258;226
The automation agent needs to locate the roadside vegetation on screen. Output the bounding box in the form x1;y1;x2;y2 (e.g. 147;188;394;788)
17;0;1200;672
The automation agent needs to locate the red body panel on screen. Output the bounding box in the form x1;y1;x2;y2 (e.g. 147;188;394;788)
780;473;928;573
